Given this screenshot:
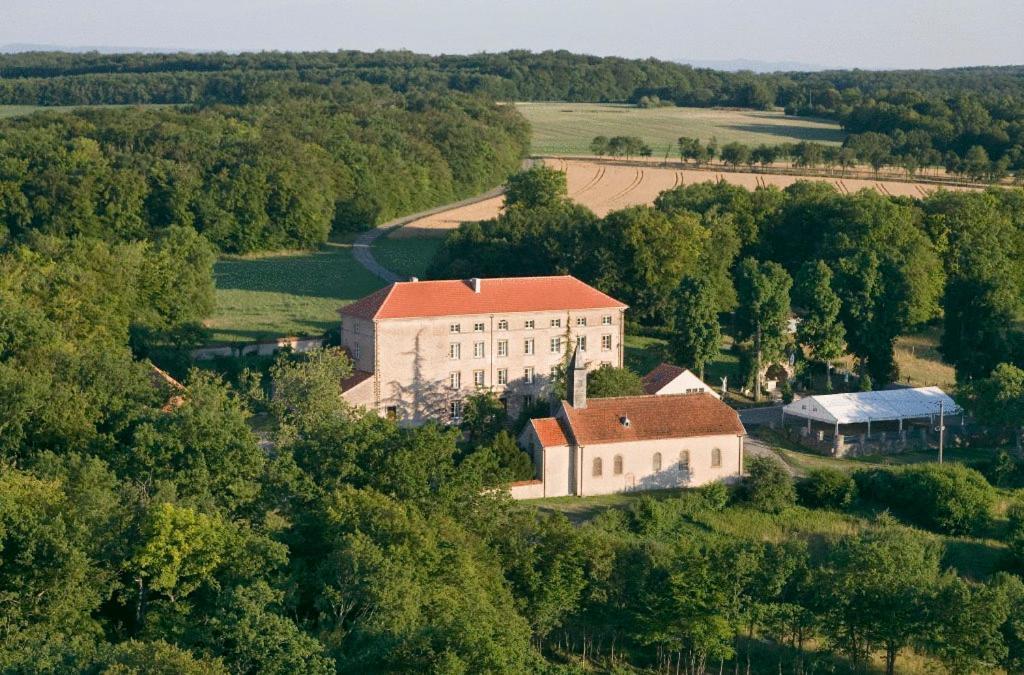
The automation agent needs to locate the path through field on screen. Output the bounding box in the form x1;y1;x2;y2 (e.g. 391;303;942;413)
393;158;974;237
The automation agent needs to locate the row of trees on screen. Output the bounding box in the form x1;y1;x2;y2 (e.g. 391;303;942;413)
0;84;528;252
676;134;1016;182
590;135;653;158
430;167;1024;389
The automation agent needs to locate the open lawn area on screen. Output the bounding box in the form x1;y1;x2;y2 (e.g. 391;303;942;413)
207;239;384;344
207;233;441;344
373;232;442;279
624;332;742;387
516;102;844;156
0;105;46;118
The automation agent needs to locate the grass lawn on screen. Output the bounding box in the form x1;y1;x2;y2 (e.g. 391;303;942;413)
516;102;844;156
207;238;385;344
373;232;443;279
893;326;956;388
624;333;742;388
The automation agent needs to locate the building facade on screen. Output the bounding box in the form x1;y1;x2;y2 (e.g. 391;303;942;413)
513;351;746;499
339;276;627;424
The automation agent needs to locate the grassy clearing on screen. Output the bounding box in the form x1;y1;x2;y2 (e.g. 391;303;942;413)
207;238;384;344
373;232;442;279
893;326;956;388
516;102;844;156
624;333;742;388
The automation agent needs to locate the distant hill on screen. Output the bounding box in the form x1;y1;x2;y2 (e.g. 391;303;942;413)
0;43;177;54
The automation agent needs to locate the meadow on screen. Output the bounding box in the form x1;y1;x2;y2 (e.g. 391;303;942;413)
206;234;442;344
515;102;845;156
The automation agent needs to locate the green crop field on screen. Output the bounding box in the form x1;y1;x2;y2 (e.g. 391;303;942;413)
0;103;174;119
516;102;844;156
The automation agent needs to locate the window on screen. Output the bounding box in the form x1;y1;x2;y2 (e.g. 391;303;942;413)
550;337;562;353
576;336;587;352
550;318;561;328
449;371;461;389
449;400;462;421
601;334;612;351
497;340;508;357
524;320;535;329
353;344;361;360
602;315;613;326
653;452;662;471
524;367;535;384
592;457;603;477
449;323;461;333
385;405;398;420
524;338;535;355
550;365;559;378
449;343;461;359
522;394;534;407
613;454;623;475
473;341;485;358
473;370;485;387
711;448;722;468
497;319;508;330
679;450;690;471
497;368;508;385
473;322;485;332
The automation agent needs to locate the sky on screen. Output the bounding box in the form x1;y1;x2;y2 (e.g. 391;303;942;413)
3;0;1023;70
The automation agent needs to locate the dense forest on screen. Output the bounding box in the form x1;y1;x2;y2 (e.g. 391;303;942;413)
4;229;1024;673
4;233;1024;672
430;167;1024;390
0;84;528;251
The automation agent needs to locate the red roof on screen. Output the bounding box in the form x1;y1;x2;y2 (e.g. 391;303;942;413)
340;276;626;320
560;393;745;445
642;363;688;395
530;417;570;447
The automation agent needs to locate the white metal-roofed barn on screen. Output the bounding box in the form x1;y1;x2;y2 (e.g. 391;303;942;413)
781;387;962;456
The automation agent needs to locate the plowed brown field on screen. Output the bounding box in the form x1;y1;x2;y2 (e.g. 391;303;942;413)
393;158;972;238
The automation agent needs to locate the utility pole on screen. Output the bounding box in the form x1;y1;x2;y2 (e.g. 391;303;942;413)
937;401;945;464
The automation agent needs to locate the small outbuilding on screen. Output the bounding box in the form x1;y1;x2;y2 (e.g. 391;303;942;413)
642;363;720;398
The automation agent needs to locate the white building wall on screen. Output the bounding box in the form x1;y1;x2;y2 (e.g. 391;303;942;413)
577;434;743;497
355;307;624;423
654;371;720;398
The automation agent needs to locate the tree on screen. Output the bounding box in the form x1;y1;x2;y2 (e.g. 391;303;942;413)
750;144;779;169
965;363;1024;452
734;258;792;400
505;165;568;209
670;276;721;379
589;135;609;156
963;145;991;181
794;260;846;390
818;519;942;675
740;456;795;513
677;136;704;164
720;142;751;168
269;347;353;431
796;468;856;509
461;391;508;446
587;364;645;398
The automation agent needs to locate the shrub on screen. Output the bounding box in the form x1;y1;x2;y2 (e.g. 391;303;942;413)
740;456;796;513
698;480;731;511
853;464;995;536
797;468;856;509
1007;500;1024;568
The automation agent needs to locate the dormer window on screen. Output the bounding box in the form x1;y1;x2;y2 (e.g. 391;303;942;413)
620;415;631;428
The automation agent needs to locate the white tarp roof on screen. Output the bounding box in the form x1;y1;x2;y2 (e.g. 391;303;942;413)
782;386;961;425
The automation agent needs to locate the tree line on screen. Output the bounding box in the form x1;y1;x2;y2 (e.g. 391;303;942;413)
429;166;1024;391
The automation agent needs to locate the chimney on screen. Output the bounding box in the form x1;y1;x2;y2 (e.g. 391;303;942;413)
408;276;418;282
469;277;482;293
566;347;587;409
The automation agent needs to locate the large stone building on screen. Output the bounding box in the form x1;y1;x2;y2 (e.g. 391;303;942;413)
513;351;746;499
339;275;627;424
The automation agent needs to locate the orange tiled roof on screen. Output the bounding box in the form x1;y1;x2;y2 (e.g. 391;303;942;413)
642;362;688;395
560;393;745;445
340;276;626;320
530;417;570;447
